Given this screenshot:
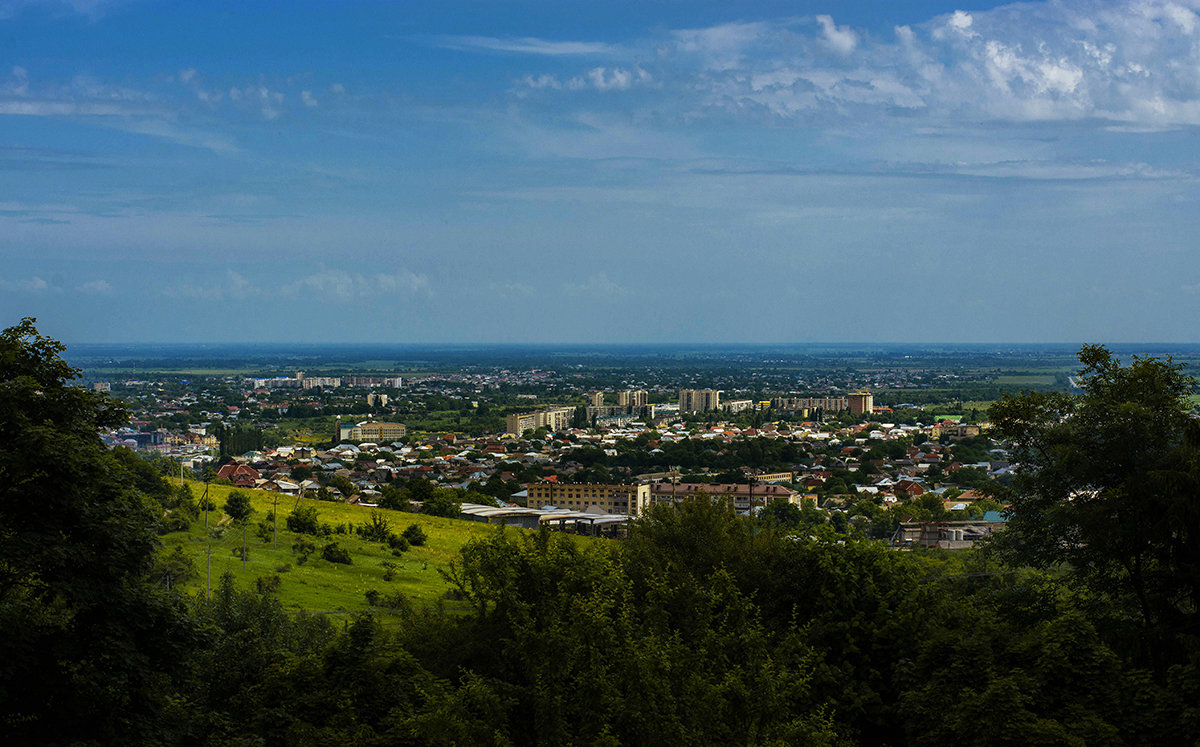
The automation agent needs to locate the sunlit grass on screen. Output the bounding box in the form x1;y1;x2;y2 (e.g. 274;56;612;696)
162;480;523;616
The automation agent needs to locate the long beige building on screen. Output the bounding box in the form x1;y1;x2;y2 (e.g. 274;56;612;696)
340;421;407;441
506;406;574;435
650;482;801;512
524;482;651;516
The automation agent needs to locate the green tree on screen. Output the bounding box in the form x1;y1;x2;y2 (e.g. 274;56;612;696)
988;344;1200;668
422;487;462;518
224;491;254;570
0;318;195;742
287;504;320;535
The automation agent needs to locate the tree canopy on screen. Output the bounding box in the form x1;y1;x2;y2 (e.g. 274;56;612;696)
988;344;1200;667
0;318;194;742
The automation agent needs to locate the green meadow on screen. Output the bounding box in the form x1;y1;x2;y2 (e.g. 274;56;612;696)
163;480;523;616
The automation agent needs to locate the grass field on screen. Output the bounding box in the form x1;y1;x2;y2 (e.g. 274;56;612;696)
994;374;1058;386
163;480;524;616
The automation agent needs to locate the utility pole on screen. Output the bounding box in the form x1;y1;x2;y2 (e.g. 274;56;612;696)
273;493;279;550
203;480;211;599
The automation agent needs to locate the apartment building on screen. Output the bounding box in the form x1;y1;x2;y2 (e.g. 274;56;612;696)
678;388;722;413
848;390;874;415
340;421;407;441
525;482;651;516
618;389;648;408
506;406;574;435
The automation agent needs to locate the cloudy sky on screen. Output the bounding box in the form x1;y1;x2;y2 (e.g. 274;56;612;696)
3;0;1200;343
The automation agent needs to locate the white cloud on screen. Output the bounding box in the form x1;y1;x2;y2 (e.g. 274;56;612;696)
163;270;265;301
564;272;630;298
434;35;616;56
0;276;52;292
78;279;112;294
229;84;284;119
816;15;859;55
603;0;1200;129
281;268;431;301
491;281;536;297
178;67;197;84
671;21;770;70
301;90;317;107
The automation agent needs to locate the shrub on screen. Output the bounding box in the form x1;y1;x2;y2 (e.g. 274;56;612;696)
357;511;395;544
286;505;320;535
321;542;352;565
292;538;316;564
402;523;427;547
158;512;192;535
380;560;398;581
364;588;412;614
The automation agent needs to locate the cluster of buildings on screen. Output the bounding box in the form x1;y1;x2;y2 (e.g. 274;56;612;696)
249;372;405;390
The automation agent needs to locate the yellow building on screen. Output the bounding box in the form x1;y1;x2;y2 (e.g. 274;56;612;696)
341;421;407;441
525;482;651;516
506;406;574;435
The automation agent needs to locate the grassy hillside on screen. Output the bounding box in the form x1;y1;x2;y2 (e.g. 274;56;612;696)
162;480;518;616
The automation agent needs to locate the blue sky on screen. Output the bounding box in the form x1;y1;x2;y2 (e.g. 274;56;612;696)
3;0;1200;343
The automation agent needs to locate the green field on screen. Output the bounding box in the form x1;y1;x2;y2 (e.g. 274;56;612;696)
995;374;1058;386
163;481;525;616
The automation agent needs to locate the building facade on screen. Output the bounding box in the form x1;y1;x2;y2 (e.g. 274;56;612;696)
649;482;801;512
847;390;874;415
525;482;651;516
678;389;722;413
506;406;574;435
341;421;407;441
618;389;648;408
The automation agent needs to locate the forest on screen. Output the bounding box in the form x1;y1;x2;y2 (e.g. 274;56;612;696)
3;319;1200;745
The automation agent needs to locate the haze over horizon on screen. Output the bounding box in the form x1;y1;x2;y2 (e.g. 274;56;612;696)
3;0;1200;344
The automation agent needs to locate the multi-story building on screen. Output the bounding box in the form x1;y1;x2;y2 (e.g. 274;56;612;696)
506;406;574;435
678;389;721;413
772;395;850;413
344;376;404;388
723;399;754;413
588;391;605;408
302;376;342;389
525;482;651;516
847;390;874;415
366;392;389;408
649;482;800;512
340;421;407;441
618;389;648;408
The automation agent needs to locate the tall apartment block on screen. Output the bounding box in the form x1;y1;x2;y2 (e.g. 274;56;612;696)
847;390;874;415
618;389;648;408
678;388;722;413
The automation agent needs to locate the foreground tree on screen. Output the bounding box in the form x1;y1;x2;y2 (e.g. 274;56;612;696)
988;344;1200;666
0;318;194;741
